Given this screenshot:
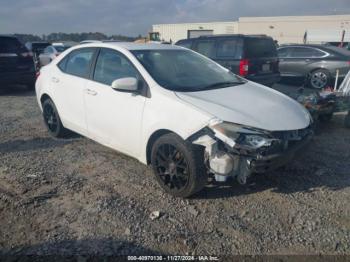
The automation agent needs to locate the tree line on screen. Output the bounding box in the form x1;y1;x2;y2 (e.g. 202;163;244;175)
13;32;141;43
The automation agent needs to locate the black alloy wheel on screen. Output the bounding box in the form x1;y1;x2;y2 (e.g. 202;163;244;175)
42;98;68;138
43;102;58;133
155;143;189;192
151;133;208;198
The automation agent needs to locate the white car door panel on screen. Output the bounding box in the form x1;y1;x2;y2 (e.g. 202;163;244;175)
84;48;146;157
54;72;88;135
84;80;146;156
52;48;96;135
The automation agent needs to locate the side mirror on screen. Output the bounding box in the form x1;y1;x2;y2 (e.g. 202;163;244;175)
111;77;139;92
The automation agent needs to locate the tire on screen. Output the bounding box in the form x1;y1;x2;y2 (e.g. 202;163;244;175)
308;69;331;89
42;98;68;138
151;133;208;198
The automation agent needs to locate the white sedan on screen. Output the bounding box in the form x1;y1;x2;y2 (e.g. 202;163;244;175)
35;42;313;197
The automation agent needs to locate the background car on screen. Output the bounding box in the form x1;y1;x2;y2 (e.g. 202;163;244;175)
0;35;36;90
25;41;50;70
38;44;72;66
175;34;281;87
278;44;350;89
25;41;50;57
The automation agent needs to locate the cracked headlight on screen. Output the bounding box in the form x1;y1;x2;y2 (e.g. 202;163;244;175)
239;134;274;148
210;121;277;149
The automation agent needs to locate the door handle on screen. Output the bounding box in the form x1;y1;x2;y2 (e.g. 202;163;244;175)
85;89;97;96
51;77;59;83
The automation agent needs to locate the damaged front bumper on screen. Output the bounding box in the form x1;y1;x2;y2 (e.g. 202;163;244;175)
249;134;312;173
190;122;313;184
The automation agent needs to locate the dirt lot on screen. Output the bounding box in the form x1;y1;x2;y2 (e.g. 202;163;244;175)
0;86;349;256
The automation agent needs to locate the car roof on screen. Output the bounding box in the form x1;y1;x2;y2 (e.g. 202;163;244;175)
80;42;183;51
278;44;350;56
199;34;269;38
0;35;18;39
279;44;329;49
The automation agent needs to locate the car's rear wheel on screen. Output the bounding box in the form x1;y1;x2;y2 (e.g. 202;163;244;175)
42;98;68;138
151;133;208;198
309;69;330;89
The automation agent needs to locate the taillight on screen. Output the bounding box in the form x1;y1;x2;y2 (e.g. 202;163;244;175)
239;59;249;77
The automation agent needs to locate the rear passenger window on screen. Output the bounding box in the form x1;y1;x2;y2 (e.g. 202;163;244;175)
309;48;326;58
65;49;95;78
194;40;215;58
289;48;312;58
217;39;241;58
57;56;68;71
93;48;139;86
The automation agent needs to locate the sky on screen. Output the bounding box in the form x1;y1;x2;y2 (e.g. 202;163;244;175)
1;0;350;36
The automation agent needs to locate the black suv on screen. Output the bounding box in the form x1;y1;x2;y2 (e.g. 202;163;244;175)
0;35;36;90
176;35;280;87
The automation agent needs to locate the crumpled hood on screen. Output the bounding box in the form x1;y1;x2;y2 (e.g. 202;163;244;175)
175;82;311;131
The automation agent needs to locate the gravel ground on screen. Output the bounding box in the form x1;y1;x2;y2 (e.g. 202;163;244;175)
0;85;349;256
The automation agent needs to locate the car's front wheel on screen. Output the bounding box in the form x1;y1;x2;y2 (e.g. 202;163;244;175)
151;133;208;198
42;98;68;138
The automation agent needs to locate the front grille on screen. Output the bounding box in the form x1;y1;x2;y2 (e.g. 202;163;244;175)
272;125;313;141
259;125;313;156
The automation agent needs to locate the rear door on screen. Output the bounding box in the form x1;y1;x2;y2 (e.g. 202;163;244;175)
279;47;323;77
215;37;243;74
277;47;294;77
243;37;279;76
53;48;97;134
0;36;33;73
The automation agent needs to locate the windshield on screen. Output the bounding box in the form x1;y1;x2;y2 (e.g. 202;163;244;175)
131;49;246;92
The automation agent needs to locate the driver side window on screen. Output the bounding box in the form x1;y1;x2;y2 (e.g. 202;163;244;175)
93;48;139;86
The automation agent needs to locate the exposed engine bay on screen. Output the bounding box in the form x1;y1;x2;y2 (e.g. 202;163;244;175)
190;120;314;184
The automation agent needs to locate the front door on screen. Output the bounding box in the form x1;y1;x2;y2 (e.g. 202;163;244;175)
84;48;146;157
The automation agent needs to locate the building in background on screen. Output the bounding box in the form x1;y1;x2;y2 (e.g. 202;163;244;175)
152;21;238;43
153;14;350;44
